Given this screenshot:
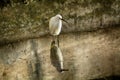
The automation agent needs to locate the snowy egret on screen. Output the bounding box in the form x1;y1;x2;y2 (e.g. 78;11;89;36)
49;14;68;46
50;40;69;72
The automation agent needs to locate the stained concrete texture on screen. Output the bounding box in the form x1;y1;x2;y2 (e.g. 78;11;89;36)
0;0;120;45
0;27;120;80
0;0;120;80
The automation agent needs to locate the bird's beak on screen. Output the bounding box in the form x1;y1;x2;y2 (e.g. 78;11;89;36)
61;18;69;24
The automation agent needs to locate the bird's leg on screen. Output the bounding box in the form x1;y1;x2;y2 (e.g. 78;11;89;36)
57;35;59;47
52;36;55;42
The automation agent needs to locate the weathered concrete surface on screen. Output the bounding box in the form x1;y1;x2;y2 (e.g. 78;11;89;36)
0;0;120;80
0;27;120;80
0;0;120;45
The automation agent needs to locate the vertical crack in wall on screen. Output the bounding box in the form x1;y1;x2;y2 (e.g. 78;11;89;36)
29;39;41;80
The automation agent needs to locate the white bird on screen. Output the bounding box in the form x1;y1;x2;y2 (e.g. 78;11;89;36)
49;14;69;72
49;14;62;36
49;14;68;46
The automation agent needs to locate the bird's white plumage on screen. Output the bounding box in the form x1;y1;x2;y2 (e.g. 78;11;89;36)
49;14;62;36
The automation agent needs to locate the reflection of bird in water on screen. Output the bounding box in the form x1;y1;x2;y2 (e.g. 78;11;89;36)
50;41;69;73
49;14;68;46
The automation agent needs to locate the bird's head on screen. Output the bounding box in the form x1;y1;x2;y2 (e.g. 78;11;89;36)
56;14;62;19
55;14;69;24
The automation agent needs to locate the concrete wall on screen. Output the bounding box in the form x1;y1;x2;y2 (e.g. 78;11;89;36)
0;27;120;80
0;0;120;80
0;0;120;45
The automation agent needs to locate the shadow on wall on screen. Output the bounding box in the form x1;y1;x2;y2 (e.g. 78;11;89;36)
91;76;120;80
0;0;24;9
28;39;41;80
0;0;11;9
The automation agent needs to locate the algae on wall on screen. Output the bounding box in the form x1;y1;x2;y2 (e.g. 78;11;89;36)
0;0;120;45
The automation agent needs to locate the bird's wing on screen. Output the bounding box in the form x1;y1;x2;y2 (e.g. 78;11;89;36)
49;17;55;33
49;17;59;35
